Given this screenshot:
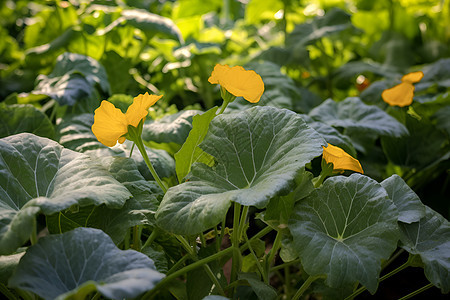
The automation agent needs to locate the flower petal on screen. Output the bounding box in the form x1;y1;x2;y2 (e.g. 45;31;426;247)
92;101;128;147
401;71;424;83
126;93;163;127
208;64;264;103
381;82;414;107
322;144;363;173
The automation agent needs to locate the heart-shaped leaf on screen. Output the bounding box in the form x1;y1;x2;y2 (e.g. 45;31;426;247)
8;227;165;300
156;106;325;234
399;206;450;293
309;97;408;137
381;174;425;224
0;103;54;139
288;173;399;293
0;133;131;255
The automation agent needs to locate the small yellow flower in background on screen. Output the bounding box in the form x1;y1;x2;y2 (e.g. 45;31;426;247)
208;64;264;103
322;144;364;174
382;71;424;107
92;92;162;147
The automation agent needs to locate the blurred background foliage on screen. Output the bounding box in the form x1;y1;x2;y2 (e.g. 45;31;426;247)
0;0;449;219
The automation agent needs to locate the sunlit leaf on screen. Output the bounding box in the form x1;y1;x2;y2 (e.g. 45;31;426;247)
0;133;131;254
157;106;325;234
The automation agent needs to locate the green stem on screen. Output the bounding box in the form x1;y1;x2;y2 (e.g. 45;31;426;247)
237;205;249;241
30;218;37;245
397;283;434;300
199;232;206;247
132;225;141;251
231;203;242;284
129;142;135;158
142;247;235;299
166;254;190;275
381;248;405;271
217;100;229;115
284;266;291;299
91;292;101;300
271;258;302;272
292;275;319;300
214;226;220;252
134;136;167;193
344;259;411;300
240;225;272;252
142;229;159;250
244;232;267;283
0;283;17;300
267;230;282;266
124;227;130;249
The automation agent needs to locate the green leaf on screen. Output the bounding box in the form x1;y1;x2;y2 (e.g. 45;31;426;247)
157;106;325;234
381;174;425;224
174;107;218;183
0;252;24;284
238;273;277;300
33;52;110;106
0;133;131;254
399;206;450;293
142;110;200;145
46;157;162;244
288;173;399;293
0;103;54;139
286;8;359;48
309;97;408;137
8;227;165;300
433;105;450;136
381;115;447;169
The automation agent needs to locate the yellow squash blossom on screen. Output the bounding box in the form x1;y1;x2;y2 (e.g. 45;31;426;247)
382;71;424;107
208;64;264;103
92;92;162;147
322;144;363;174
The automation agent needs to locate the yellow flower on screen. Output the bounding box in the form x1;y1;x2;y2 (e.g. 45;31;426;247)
382;71;424;107
322;144;363;174
208;64;264;103
92;92;162;147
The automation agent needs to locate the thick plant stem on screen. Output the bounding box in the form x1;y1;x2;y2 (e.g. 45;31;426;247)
143;247;235;299
237;205;249;241
217;100;229;115
134;137;167;193
231;203;242;285
244;232;266;283
292;275;319;300
30;218;37;245
240;225;272;252
132;225;141;251
142;229;159;250
176;235;226;296
398;283;434;300
0;283;17;300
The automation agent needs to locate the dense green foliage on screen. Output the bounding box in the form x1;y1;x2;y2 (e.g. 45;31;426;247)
0;0;449;299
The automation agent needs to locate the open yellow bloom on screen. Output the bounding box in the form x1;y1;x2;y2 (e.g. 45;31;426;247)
382;71;423;107
208;64;264;103
322;144;363;174
92;92;162;147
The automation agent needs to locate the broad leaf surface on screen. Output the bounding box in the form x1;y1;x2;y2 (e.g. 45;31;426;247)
0;252;24;284
8;228;165;300
47;157;162;244
0;133;131;254
0;104;54;139
238;273;277;300
288;173;399;293
157;106;325;234
174;107;217;182
309;97;408;137
399;206;450;293
381;174;425;224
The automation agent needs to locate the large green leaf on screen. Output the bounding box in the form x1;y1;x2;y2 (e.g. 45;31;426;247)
309;97;408;137
0;133;131;255
399;206;450;293
288;173;399;293
157;106;325;234
174;107;218;183
8;227;165;300
57;113;175;180
33;52;110;106
46;157;162;244
0;103;54;139
381;174;425;224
